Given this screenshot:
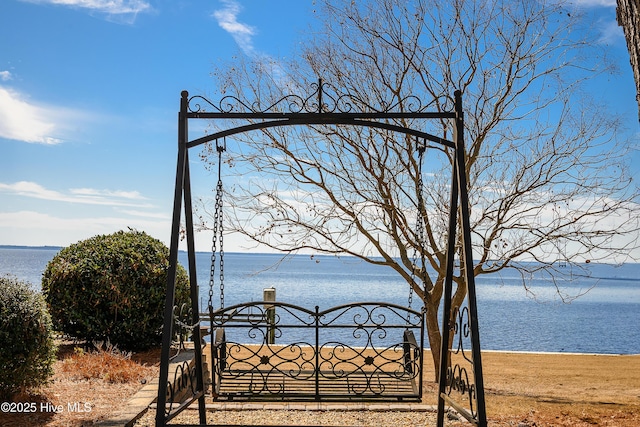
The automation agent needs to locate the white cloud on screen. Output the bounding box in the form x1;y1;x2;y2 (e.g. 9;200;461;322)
115;208;169;219
0;85;99;145
213;0;257;56
211;1;292;88
570;0;616;7
20;0;152;23
0;181;153;207
554;0;624;46
0;208;263;252
0;210;131;231
0;87;65;144
0;210;171;247
597;18;625;45
69;188;146;200
0;71;12;81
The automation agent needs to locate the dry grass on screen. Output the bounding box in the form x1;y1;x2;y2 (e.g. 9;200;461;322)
437;351;640;427
0;341;159;427
58;343;153;384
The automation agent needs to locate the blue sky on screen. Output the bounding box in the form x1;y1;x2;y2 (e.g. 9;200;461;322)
0;0;638;253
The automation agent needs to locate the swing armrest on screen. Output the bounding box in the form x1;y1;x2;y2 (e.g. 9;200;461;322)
403;329;418;348
403;329;419;374
211;328;227;371
199;326;209;346
212;327;226;347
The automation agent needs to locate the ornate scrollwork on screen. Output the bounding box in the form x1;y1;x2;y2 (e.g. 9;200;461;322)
451;306;473;364
444;305;478;418
170;303;197;360
187;79;428;114
164;360;198;417
318;303;422;329
445;363;478;419
317;339;419;387
207;301;424;400
220;341;317;395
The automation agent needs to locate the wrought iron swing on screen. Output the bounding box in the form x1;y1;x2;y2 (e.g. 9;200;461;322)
203;138;427;403
155;81;487;427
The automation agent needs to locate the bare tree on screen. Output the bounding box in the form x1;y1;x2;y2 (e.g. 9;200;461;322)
202;0;639;375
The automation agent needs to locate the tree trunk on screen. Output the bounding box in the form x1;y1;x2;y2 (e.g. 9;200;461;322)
617;0;640;120
425;296;442;381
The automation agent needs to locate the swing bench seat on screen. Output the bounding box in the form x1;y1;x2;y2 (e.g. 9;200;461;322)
207;301;425;402
214;367;419;401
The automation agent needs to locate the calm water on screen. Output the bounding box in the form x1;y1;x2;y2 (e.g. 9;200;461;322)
1;247;639;354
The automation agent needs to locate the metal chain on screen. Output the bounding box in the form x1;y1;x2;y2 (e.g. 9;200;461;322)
217;179;225;309
208;218;216;312
416;140;427;282
409;138;427;316
208;178;220;311
208;139;226;311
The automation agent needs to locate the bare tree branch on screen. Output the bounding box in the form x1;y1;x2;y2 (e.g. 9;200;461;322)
201;0;640;375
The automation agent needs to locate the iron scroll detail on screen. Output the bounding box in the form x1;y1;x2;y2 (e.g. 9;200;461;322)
187;79;427;114
444;306;478;419
164;360;199;419
207;301;424;401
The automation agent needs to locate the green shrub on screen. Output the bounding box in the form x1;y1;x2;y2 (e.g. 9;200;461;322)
0;276;57;400
42;230;190;351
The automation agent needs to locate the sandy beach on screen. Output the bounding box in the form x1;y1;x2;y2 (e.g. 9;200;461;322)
470;351;640;426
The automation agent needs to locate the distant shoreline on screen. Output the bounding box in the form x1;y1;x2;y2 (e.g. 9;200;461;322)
0;245;63;250
0;246;634;266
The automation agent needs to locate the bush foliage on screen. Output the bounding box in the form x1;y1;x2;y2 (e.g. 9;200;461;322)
0;276;57;399
42;230;190;351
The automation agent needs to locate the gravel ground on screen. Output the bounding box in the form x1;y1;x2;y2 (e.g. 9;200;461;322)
134;407;439;426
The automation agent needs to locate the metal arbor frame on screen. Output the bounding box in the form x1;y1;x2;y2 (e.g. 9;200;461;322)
156;80;487;426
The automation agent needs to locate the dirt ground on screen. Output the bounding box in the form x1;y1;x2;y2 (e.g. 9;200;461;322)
437;351;640;427
2;346;639;426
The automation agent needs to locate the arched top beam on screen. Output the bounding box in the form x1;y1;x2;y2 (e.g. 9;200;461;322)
185;117;454;149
